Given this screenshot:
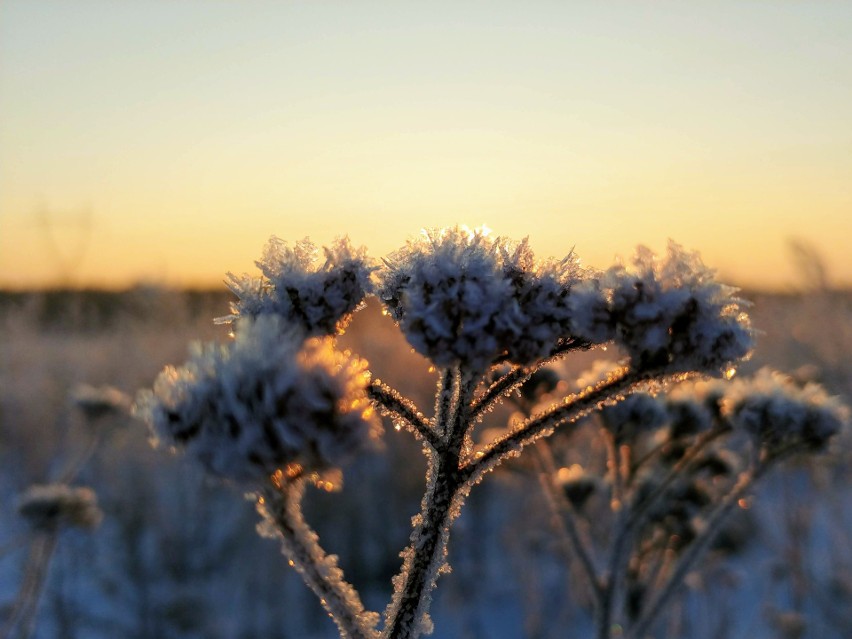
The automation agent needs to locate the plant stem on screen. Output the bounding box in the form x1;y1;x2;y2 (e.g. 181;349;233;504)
532;441;603;604
0;532;58;639
383;370;474;639
597;426;727;639
624;427;727;540
464;367;652;485
469;338;592;421
260;481;379;639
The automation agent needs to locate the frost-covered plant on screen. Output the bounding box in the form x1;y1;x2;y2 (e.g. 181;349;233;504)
136;315;380;483
69;383;132;421
3;485;103;639
219;236;374;336
515;366;847;639
135;227;846;639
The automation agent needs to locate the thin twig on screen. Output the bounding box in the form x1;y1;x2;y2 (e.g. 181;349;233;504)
597;427;630;639
532;441;604;603
469;338;592;421
597;426;728;639
464;368;663;485
0;532;59;639
368;380;440;450
623;427;728;536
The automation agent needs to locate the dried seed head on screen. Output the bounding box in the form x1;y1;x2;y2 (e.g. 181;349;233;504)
378;227;587;370
17;484;103;532
218;236;374;337
570;242;753;374
135;315;382;484
724;368;848;453
70;384;132;420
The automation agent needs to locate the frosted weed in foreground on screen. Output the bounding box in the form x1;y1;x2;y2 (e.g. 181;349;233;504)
135;227;847;639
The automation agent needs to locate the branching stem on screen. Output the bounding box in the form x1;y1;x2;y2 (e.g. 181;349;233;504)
464;368;664;485
469;338;592;421
597;425;728;639
383;370;476;639
532;441;604;603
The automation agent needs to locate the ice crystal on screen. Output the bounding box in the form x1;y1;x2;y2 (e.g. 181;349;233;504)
569;242;753;373
17;484;103;532
220;236;374;336
135;315;381;483
378;227;586;370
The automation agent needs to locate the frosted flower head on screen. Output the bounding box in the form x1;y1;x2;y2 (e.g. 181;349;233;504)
600;392;668;442
570;242;753;374
664;399;714;438
17;484;103;532
555;464;599;509
378;227;585;369
724;368;848;453
135;315;381;484
498;238;585;363
664;377;729;437
220;236;374;337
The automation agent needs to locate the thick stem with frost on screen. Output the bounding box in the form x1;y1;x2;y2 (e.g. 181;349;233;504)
383;370;473;639
383;452;465;639
259;481;379;639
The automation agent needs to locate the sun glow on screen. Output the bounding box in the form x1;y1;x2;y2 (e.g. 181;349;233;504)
2;3;851;290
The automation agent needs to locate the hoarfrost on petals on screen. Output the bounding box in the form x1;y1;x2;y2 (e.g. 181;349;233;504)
134;315;381;483
220;236;374;337
378;226;588;369
570;241;753;374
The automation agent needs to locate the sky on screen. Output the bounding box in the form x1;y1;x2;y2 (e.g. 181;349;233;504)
1;1;850;290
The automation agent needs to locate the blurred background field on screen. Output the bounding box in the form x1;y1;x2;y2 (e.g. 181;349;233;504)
1;285;850;639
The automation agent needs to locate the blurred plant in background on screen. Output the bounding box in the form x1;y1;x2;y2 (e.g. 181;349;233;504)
1;384;125;639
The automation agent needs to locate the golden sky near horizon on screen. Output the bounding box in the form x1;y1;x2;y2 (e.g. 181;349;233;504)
1;2;850;290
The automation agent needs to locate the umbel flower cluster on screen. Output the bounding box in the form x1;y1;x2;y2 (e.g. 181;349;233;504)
135;226;847;639
136;315;379;483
